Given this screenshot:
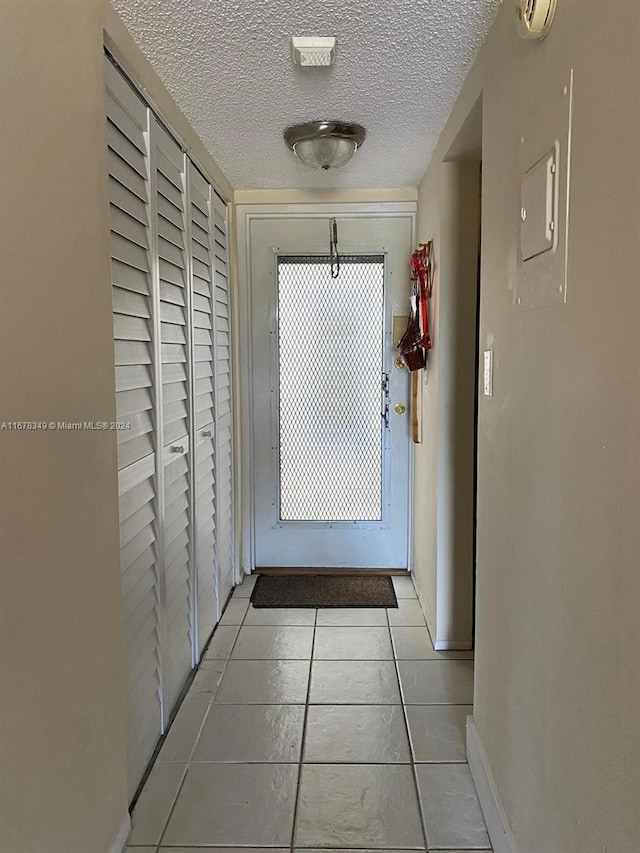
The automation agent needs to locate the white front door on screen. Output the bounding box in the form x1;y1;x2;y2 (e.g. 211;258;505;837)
249;214;413;569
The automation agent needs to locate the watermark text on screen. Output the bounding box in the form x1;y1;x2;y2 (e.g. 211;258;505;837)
1;421;131;431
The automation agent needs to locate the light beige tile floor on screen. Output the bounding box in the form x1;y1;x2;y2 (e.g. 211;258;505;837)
309;659;402;704
189;659;226;692
295;763;424;848
314;626;394;660
391;626;475;660
193;703;305;762
398;659;475;705
416;764;492;849
303;704;411;763
126;573;491;852
405;704;472;763
231;624;315;659
156;693;211;762
204;623;241;659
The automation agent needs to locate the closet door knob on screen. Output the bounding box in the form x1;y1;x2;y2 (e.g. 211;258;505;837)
170;444;185;454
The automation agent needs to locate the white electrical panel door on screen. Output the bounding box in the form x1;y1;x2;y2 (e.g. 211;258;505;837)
521;146;557;261
516;72;573;310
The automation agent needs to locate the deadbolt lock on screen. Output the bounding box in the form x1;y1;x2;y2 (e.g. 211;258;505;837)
394;356;406;370
394;404;406;415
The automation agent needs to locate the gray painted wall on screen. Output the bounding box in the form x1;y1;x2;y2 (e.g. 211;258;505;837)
0;2;233;850
0;2;129;850
413;1;640;849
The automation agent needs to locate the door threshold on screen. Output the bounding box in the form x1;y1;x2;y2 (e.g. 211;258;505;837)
255;567;409;576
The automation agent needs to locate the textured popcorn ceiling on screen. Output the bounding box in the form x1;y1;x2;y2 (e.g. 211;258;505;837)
111;0;501;189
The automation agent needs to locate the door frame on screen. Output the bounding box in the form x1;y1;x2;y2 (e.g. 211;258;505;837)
235;202;417;575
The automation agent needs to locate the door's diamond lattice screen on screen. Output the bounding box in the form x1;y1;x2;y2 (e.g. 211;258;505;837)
277;255;385;522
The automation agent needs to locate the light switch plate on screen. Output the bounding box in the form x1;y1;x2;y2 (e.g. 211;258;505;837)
483;350;493;397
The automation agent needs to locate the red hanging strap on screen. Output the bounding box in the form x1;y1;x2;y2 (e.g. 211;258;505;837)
410;242;433;351
417;265;432;351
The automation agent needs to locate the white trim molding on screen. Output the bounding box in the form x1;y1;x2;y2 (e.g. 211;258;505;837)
108;814;131;853
235;201;417;573
466;716;519;853
234;188;418;205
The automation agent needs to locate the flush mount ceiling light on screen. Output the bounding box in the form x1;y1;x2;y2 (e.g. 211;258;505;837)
284;121;366;170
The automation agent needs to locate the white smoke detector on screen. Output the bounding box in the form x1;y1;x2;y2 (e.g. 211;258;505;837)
291;37;337;67
516;0;557;40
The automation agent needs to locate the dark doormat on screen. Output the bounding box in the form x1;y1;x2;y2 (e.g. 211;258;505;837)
250;574;398;609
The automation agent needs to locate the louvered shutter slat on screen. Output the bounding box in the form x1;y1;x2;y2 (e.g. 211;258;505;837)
107;121;146;177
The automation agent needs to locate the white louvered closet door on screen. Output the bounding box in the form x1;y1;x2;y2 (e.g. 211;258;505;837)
212;198;234;603
155;126;195;711
107;54;235;800
189;165;219;653
106;60;162;801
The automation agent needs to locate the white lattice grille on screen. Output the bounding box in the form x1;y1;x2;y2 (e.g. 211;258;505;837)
277;256;385;522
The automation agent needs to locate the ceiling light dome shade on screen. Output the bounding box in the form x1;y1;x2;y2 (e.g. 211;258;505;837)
285;121;366;170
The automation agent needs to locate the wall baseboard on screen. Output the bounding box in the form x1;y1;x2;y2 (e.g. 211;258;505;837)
108;813;131;853
411;576;473;651
434;639;473;650
466;716;518;853
412;581;437;642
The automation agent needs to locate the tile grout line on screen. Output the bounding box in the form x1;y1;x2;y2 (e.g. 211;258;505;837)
144;587;477;852
153;592;251;851
392;584;487;851
182;604;248;757
150;756;188;852
387;600;431;853
288;606;317;853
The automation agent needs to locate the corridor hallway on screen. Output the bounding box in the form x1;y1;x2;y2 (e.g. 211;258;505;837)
124;575;489;852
